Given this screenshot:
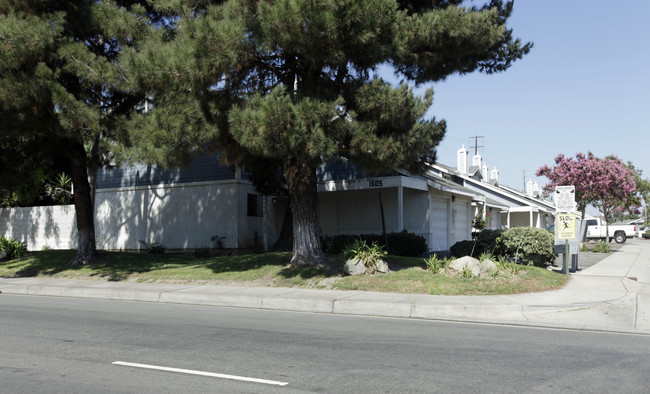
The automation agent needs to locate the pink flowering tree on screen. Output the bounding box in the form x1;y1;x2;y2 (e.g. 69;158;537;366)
536;152;599;219
537;153;637;242
592;155;639;225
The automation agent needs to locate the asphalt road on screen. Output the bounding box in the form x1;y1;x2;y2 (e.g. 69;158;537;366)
2;294;649;393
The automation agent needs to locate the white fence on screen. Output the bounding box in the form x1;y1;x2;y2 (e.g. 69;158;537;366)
1;180;272;252
0;205;78;250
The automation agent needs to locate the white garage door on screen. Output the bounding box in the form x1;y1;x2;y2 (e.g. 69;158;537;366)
452;201;470;244
430;196;448;251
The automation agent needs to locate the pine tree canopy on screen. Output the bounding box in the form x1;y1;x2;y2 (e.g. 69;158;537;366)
124;0;531;172
121;0;531;265
1;1;155;264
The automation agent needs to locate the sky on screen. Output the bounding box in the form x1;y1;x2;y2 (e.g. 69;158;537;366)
397;1;650;196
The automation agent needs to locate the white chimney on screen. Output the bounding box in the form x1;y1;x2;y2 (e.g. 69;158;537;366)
481;163;488;181
472;153;482;168
526;179;533;196
490;166;499;182
533;181;539;194
457;145;469;175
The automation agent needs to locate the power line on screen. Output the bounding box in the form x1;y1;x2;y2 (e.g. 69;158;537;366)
469;136;484;156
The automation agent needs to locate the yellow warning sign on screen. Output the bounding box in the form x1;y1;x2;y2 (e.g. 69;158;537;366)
557;213;577;240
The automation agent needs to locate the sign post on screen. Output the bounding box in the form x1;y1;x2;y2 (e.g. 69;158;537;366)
555;186;577;275
555;186;576;213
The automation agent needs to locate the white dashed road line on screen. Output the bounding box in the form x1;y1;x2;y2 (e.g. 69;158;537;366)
112;361;289;386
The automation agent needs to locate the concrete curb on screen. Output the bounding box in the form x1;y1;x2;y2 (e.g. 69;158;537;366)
2;277;649;335
2;240;649;335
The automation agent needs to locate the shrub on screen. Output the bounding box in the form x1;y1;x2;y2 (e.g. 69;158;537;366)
0;236;28;260
450;240;476;258
195;245;212;258
494;227;556;268
591;241;611;253
643;231;650;239
424;254;446;274
341;239;387;272
324;230;427;257
386;230;428;257
138;240;166;254
450;229;503;258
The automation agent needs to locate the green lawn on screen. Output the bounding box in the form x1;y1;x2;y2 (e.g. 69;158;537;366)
0;250;568;295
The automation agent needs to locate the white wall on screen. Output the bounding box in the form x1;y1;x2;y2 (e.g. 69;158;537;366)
1;181;265;252
0;205;77;250
95;180;262;250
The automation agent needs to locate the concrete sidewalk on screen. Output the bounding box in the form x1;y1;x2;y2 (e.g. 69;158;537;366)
2;241;649;334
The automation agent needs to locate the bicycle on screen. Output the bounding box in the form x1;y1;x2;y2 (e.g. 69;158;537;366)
210;235;226;254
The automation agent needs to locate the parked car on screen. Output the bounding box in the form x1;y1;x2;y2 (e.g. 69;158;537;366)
636;226;649;238
585;218;636;243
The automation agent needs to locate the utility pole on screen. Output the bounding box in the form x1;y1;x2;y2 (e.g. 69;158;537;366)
522;170;526;192
469;136;484;155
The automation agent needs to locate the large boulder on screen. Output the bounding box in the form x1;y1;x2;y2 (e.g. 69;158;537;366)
479;259;499;278
449;256;481;277
343;259;367;276
374;259;390;274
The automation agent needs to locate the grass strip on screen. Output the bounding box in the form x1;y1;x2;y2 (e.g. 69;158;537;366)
0;250;568;295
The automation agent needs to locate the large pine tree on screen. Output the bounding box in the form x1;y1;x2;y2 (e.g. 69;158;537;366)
124;0;532;266
0;1;151;264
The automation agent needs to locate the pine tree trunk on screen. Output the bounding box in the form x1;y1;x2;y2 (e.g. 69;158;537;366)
283;159;326;266
69;141;99;266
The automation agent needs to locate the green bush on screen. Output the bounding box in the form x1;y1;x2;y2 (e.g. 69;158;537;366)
450;229;503;258
324;230;427;257
494;227;556;268
138;240;166;254
386;230;428;257
341;239;387;272
643;231;650;239
591;241;611;253
424;254;447;274
449;240;476;258
0;236;28;260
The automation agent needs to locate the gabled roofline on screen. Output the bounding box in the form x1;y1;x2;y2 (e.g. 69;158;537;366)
427;162;555;213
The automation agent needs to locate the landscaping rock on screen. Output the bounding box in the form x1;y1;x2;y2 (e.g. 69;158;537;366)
374;259;390;273
0;250;7;261
449;256;481;277
480;259;498;276
343;259;366;276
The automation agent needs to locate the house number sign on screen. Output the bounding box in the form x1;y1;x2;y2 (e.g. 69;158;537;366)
369;179;383;188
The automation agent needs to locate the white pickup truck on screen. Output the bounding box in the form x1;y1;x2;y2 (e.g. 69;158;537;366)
585;218;636;243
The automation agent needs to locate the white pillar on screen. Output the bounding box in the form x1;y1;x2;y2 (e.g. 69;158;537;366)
529;209;534;227
483;202;488;228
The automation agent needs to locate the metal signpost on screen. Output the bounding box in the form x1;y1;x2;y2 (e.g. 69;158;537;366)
555;186;577;275
557;213;577;274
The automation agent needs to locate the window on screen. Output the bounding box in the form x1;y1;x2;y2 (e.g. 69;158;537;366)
247;194;263;217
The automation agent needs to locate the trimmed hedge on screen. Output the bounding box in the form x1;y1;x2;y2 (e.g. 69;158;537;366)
323;230;427;257
494;227;556;267
450;229;503;258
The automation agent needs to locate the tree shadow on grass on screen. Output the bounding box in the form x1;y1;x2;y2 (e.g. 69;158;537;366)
2;250;425;282
1;250;296;281
203;252;291;274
